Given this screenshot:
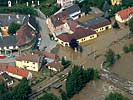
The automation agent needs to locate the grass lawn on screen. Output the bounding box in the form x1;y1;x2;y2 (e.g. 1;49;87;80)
43;69;51;77
39;0;60;17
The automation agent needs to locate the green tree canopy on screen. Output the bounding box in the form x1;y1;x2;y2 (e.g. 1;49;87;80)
105;92;129;100
11;78;31;100
38;93;59;100
66;66;99;98
0;81;12;100
8;22;21;35
129;18;133;34
104;49;116;66
59;89;69;100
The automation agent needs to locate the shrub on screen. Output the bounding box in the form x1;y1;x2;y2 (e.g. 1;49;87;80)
0;7;38;16
8;22;21;35
123;46;130;53
129;44;133;51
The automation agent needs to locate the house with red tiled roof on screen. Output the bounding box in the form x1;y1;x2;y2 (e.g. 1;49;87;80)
6;66;32;80
0;64;32;80
115;7;133;23
15;53;44;72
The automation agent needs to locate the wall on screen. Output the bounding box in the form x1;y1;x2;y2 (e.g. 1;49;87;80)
77;34;98;43
6;72;23;80
115;14;125;23
16;60;39;72
56;34;97;47
95;24;112;33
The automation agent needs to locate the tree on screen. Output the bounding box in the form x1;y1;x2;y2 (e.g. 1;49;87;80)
113;21;120;29
129;44;133;51
129;18;133;34
11;78;31;100
0;81;12;100
59;89;69;100
38;93;59;100
104;49;115;66
8;22;21;35
81;4;91;14
61;57;71;69
69;39;79;50
105;92;129;100
66;66;99;98
123;46;129;53
103;0;111;12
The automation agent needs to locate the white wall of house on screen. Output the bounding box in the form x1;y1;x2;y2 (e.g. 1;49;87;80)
115;14;133;23
16;60;40;72
48;66;58;72
69;10;81;20
27;72;32;80
115;14;125;23
6;72;23;80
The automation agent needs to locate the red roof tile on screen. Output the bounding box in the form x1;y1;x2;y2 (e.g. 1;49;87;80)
117;7;133;20
6;66;29;78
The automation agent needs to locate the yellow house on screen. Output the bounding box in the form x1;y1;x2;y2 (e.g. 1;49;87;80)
56;27;97;47
79;17;112;33
15;53;44;72
94;24;112;33
111;0;122;6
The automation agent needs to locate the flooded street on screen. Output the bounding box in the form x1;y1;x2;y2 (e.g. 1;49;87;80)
51;26;130;69
111;52;133;81
50;25;133;100
71;80;133;100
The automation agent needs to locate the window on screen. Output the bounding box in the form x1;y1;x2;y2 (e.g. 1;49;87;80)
106;26;109;30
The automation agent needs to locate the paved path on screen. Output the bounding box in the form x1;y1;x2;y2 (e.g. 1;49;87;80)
36;10;57;52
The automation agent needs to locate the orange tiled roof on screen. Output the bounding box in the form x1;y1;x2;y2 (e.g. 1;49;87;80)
117;7;133;20
6;66;29;78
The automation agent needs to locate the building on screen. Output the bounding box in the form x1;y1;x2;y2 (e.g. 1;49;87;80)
1;72;13;87
0;35;18;52
16;24;36;49
0;64;32;80
115;7;133;23
15;53;44;72
47;4;81;33
56;27;97;46
6;66;32;80
79;17;112;33
46;11;69;33
0;14;39;55
64;4;81;20
57;0;74;7
111;0;122;6
47;61;64;72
